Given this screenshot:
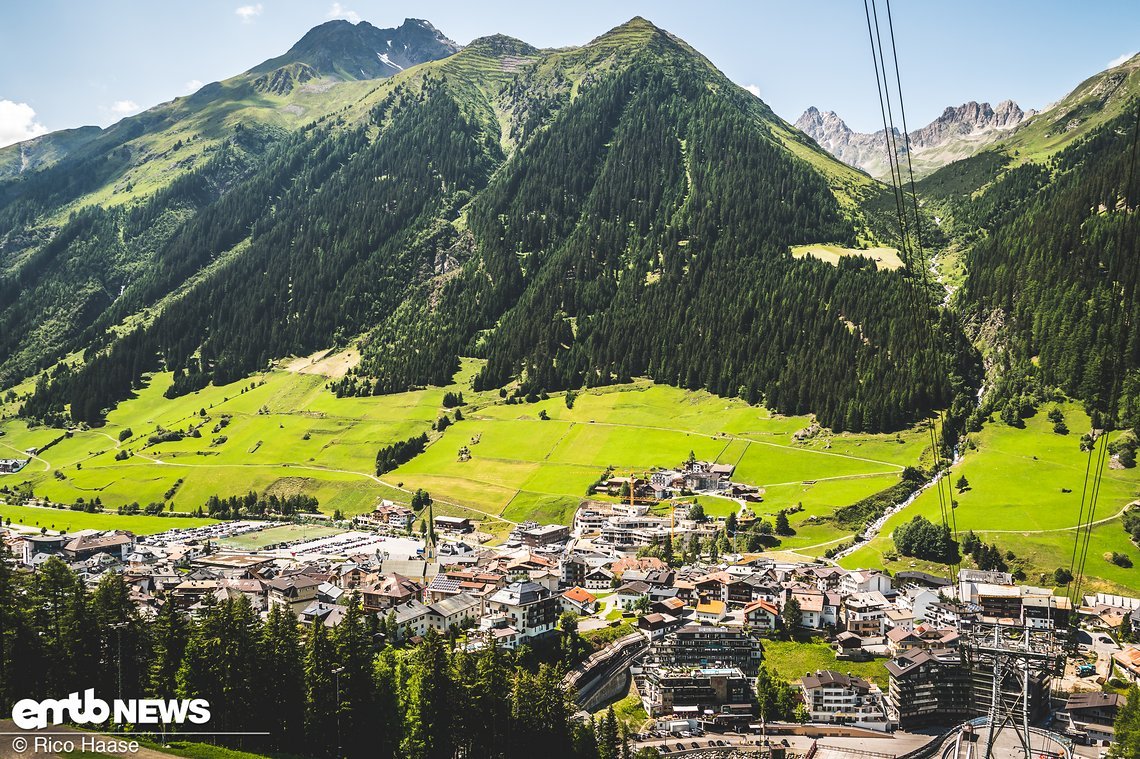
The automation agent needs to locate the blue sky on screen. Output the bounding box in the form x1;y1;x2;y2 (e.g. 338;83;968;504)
0;0;1137;147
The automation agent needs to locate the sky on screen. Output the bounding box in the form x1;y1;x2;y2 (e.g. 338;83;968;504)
0;0;1138;147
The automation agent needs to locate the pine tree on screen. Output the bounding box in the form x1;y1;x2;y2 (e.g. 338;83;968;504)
597;705;619;759
401;627;453;759
260;604;305;751
304;616;337;756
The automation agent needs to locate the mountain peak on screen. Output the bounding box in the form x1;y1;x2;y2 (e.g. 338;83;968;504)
464;33;538;58
589;16;668;47
797;99;1029;180
250;17;459;83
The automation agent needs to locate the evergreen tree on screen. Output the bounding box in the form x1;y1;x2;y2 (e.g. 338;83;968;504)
304;616;337;756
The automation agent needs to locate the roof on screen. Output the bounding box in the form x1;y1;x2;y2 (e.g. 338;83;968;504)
488;581;551;607
741;599;779;616
617;581;651;595
562;587;597;605
884;648;961;678
428;592;479;617
696;600;726;615
1115;646;1140;672
800;670;872;691
393;599;431;623
887;626;920;643
65;533;134;553
1066;692;1124;711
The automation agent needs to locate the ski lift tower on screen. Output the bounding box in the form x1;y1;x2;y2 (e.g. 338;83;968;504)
961;619;1067;759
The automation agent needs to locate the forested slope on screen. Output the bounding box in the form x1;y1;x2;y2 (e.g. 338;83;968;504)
5;18;965;433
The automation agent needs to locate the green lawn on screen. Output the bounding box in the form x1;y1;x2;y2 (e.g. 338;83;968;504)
0;502;214;534
3;362;931;551
762;638;889;690
218;523;343;550
841;403;1140;594
791;244;904;271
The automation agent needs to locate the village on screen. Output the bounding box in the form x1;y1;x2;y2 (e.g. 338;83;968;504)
0;460;1126;758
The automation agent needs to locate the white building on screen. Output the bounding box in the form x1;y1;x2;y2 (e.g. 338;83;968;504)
800;670;890;731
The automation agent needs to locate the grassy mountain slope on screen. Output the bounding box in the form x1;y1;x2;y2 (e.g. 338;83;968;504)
4;17;960;439
0;20;459;389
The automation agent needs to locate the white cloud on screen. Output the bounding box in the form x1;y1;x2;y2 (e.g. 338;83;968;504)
110;100;140;116
327;2;360;23
235;4;263;23
184;79;204;94
743;84;761;98
1107;51;1137;69
0;100;48;148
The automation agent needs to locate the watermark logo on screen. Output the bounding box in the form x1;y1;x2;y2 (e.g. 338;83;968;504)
11;690;210;730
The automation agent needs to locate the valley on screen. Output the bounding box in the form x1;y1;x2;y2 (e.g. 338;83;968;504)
4;352;1138;594
0;8;1137;623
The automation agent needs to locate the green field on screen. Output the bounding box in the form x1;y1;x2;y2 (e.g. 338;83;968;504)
0;501;214;535
841;403;1140;594
389;380;928;540
1;360;928;548
218;523;344;550
791;244;904;271
762;638;889;690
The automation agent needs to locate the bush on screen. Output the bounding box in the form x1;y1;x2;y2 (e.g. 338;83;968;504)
1108;552;1134;568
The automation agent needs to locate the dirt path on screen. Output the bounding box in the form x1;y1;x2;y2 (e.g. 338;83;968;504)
0;440;50;472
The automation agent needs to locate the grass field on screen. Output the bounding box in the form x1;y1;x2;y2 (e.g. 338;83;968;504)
762;637;889;690
0;358;934;548
0;501;215;535
840;403;1140;594
791;244;904;271
218;523;343;550
389;381;928;541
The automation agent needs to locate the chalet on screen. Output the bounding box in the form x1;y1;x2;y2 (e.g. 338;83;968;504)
356;501;415;531
886;626;923;656
615;580;652;610
300;601;347;628
266;575;322;614
391;599;432;641
519;523;569;548
434;515;472;534
0;458;28;474
1113;645;1140;683
800;670;890;731
843;591;891;637
361;574;423;612
61;530;135;562
741;599;779;631
840;570;893;597
426;593;481;633
1060;692;1124;744
695;599;727;623
638;612;683;640
485;581;560;642
561;586;599;615
787;589;825;629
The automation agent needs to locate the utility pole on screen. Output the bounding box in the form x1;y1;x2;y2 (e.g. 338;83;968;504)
332;665;345;759
109;621;128;702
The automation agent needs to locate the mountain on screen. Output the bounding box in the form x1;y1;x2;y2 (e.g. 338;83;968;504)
251;17;460;86
0;125;103;180
3;16;960;434
916;51;1140;429
796;100;1031;179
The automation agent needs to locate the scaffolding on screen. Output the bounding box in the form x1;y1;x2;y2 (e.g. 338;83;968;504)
960;620;1067;759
